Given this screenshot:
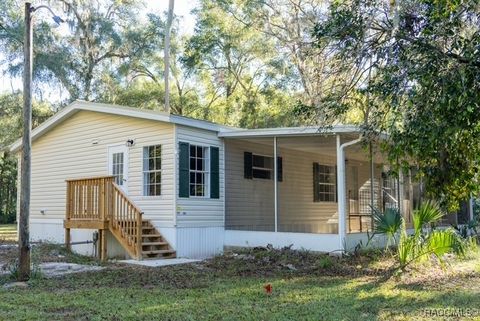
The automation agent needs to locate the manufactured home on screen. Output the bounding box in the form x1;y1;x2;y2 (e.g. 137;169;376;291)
10;101;472;260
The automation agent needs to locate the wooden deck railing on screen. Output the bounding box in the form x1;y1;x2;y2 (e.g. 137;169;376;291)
65;176;143;259
66;176;115;221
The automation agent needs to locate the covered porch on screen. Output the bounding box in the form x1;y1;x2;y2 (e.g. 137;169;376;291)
220;127;419;252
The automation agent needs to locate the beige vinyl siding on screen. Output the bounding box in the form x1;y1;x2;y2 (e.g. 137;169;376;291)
225;139;385;234
29;110;175;226
175;125;224;227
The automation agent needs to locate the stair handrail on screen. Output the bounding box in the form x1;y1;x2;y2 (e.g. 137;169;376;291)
111;182;144;259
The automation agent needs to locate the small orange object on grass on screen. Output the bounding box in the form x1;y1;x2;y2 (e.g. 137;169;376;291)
264;283;272;294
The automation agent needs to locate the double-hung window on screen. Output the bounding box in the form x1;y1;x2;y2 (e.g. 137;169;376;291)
313;163;336;202
189;145;209;197
143;145;162;196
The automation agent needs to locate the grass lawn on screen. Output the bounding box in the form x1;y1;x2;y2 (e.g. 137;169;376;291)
1;245;480;321
0;224;17;243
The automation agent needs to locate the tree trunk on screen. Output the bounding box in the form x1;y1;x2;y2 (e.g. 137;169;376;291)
164;0;175;113
18;2;33;281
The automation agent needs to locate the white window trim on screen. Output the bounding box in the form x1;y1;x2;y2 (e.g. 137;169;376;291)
142;145;162;197
315;163;337;203
189;144;210;198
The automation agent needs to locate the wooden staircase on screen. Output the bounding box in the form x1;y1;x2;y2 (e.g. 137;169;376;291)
64;176;176;260
141;221;176;259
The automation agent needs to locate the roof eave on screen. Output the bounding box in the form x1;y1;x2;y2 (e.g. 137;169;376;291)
217;125;363;138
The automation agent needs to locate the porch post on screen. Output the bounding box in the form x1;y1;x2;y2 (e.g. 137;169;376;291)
469;197;474;221
274;136;278;232
397;166;402;216
369;143;375;229
336;135;346;251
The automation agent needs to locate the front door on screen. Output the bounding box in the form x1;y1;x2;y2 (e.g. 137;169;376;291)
108;145;129;193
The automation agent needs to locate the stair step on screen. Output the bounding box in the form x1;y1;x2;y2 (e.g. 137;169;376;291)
142;249;176;255
142;226;155;230
142;242;168;246
142;234;162;238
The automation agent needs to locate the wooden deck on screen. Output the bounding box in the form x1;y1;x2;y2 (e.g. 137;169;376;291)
64;176;175;261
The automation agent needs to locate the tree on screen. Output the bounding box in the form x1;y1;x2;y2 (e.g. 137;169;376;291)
314;0;480;210
98;13;203;116
183;0;295;127
1;0;158;102
0;92;53;224
220;0;354;125
164;0;175;112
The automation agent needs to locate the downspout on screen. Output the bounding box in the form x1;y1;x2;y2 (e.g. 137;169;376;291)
173;124;177;228
274;136;278;232
336;134;363;253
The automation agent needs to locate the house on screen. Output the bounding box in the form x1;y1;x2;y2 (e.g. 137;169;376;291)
10;101;473;260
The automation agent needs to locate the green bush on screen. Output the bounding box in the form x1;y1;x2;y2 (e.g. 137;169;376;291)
372;201;473;271
370;207;403;248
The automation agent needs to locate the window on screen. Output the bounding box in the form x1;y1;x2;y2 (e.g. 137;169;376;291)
143;145;162;196
189;145;209;197
252;154;273;179
313;163;336;202
112;152;124;186
244;152;283;181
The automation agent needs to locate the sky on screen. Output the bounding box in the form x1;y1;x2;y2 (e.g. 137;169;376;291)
0;0;199;98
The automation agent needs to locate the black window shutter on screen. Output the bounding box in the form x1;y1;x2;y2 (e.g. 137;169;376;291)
210;146;220;199
277;157;283;182
313;162;319;202
244;152;253;179
179;142;190;198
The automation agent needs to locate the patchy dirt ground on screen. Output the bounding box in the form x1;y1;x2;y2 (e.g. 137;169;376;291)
204;245;397;278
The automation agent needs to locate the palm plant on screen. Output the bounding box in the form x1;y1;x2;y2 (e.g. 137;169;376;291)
369;201;470;271
412;200;444;236
398;201;467;270
370;207;403;248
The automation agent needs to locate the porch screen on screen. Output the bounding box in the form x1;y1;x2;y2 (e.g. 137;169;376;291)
225;139;276;231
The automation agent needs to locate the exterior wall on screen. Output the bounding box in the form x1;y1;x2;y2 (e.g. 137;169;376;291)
27;110;176;256
225;230;340;253
345;233;389;251
176;227;224;258
175;125;225;227
175;125;225;258
30;218;127;257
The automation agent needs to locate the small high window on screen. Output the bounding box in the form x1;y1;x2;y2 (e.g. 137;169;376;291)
143;145;162;196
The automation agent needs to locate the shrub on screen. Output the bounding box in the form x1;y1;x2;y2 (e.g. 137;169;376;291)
318;256;333;269
372;201;472;271
370;207;403;248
